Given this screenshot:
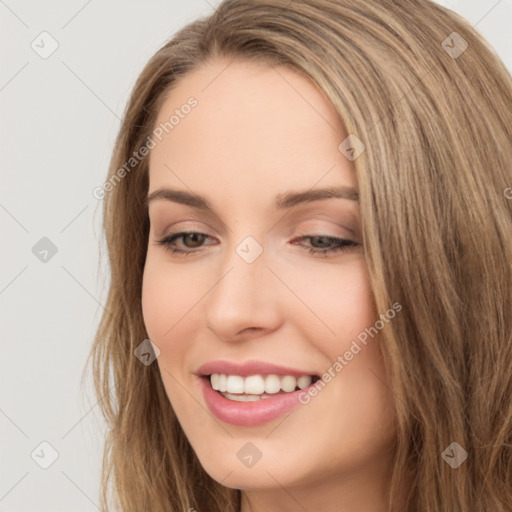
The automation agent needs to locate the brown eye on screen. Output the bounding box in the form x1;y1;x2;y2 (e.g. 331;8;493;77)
181;233;207;248
156;231;216;255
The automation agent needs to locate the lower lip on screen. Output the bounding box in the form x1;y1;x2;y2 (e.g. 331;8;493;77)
200;377;309;426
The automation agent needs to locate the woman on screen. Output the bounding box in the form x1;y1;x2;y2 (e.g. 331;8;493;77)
87;0;512;510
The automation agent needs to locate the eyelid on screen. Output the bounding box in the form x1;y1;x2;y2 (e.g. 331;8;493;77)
148;207;227;237
293;220;357;240
153;221;215;239
149;204;357;236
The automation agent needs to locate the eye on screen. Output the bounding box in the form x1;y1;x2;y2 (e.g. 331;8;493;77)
156;231;215;255
291;235;359;257
155;232;359;257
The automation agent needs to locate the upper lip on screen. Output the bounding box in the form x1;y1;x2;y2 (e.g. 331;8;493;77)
196;360;319;378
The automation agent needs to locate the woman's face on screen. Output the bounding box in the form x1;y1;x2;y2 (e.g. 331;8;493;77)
142;58;396;504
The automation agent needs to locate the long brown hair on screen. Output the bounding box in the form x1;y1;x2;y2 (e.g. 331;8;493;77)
85;0;512;510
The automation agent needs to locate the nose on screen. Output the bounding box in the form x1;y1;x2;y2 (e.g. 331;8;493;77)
204;238;282;342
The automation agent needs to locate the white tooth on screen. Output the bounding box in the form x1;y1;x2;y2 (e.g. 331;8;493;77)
244;375;265;394
281;375;297;392
297;375;312;389
223;392;261;402
218;374;227;392
210;373;220;390
226;375;244;394
265;374;281;394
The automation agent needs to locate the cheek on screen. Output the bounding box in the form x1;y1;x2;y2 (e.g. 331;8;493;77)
141;257;204;340
278;256;376;353
142;252;376;361
141;258;205;410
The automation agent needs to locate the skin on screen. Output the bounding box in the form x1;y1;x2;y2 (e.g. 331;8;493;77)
142;57;398;512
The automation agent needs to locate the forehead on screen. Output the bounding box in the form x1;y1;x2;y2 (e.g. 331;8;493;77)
148;58;355;197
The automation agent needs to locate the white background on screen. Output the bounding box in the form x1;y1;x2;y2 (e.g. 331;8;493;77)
1;1;510;510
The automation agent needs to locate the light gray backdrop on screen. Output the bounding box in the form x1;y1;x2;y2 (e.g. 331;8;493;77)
1;0;510;511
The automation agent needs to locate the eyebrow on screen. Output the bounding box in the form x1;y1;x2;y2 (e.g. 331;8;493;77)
145;185;359;211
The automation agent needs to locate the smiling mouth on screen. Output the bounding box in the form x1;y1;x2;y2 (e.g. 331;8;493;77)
206;373;320;402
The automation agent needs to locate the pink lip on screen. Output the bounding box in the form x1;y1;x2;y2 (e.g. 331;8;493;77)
200;377;312;426
196;360;319;427
196;360;317;378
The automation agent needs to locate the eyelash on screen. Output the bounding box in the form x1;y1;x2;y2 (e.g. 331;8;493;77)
155;231;358;257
